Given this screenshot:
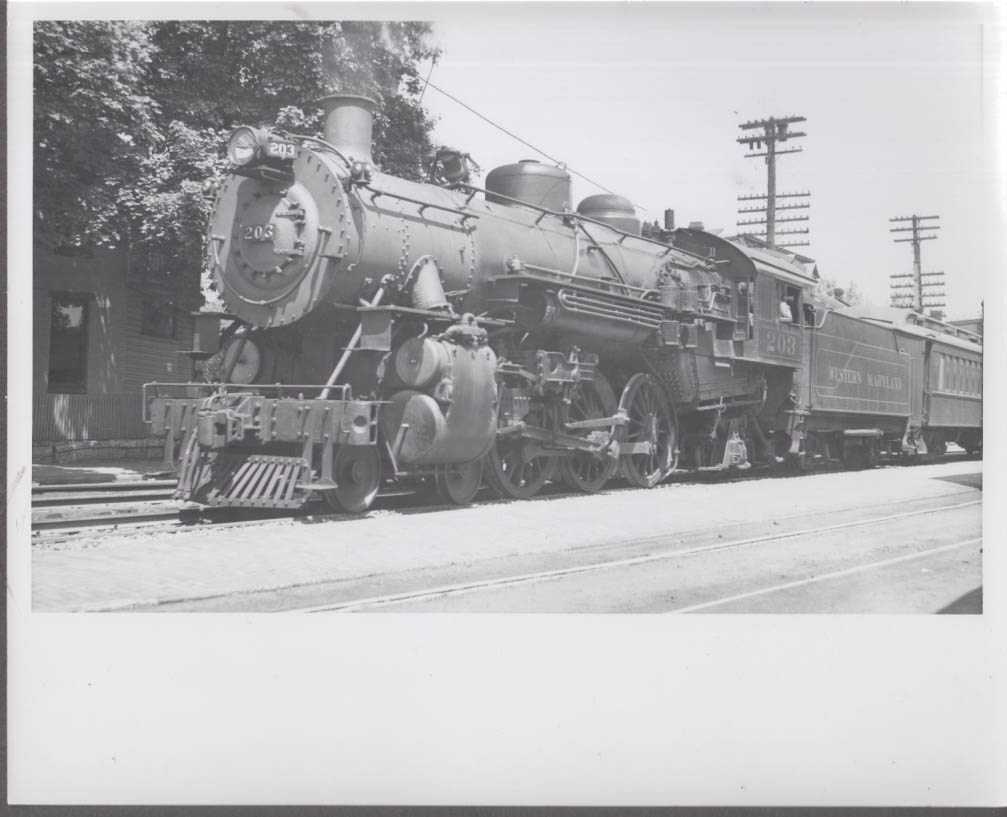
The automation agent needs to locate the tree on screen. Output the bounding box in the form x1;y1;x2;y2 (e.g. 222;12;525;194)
33;21;160;248
34;21;439;279
814;277;862;306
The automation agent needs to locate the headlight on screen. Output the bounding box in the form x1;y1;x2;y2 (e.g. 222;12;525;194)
222;337;262;384
227;126;261;166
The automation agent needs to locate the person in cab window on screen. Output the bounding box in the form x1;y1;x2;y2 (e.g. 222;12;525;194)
779;298;793;322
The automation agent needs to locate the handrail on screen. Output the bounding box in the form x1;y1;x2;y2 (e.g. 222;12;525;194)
360;184;480;223
286;133;351;168
454;182;717;265
576;220;633;296
519;262;653;294
908;311;982;345
144;382;354;397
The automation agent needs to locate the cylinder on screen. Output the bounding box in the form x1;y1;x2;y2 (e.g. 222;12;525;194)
381;391;446;465
379;343;498;465
318;94;376;165
391;337;451;390
577;194;641;235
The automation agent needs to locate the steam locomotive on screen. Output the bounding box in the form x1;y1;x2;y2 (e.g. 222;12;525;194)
144;94;982;513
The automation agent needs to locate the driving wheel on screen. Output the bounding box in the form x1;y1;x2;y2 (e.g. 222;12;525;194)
485;403;557;499
618;373;676;488
558;373;619;493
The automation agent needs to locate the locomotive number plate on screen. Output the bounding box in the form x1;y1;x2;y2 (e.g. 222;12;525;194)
764;329;798;357
757;323;802;361
242;223;275;241
266;140;296;159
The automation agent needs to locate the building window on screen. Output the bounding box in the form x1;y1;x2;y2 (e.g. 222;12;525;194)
141;299;177;339
48;293;90;393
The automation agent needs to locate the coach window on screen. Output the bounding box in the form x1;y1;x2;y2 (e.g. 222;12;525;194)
48;293;90;393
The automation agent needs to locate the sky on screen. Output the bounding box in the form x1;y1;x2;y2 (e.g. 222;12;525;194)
417;3;1004;320
5;4;1006;804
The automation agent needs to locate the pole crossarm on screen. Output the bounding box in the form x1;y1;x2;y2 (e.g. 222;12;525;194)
745;147;804;158
889;212;941;313
739;115;806;129
742;228;809;236
736;216;809;226
737;203;810;214
737;191;810;201
738;114;808;248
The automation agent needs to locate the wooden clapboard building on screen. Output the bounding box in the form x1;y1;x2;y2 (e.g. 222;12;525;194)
33;243;202;460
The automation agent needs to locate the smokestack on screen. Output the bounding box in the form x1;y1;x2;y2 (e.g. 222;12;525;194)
318;94;376;165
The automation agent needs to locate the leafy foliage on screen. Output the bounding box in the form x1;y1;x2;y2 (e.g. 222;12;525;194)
814;277;862;306
34;22;159;247
34;20;439;279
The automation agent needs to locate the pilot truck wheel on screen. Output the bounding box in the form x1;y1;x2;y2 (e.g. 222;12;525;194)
323;445;382;514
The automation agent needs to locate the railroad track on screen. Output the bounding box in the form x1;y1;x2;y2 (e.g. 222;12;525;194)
31;480;178;506
29;479;418;543
30;451;978;544
290;495;983;614
96;487;980;613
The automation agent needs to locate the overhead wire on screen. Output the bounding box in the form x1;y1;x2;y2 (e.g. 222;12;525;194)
417;55;437;103
421;77;630;202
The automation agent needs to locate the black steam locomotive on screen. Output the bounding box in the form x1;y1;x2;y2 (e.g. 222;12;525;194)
144;95;982;513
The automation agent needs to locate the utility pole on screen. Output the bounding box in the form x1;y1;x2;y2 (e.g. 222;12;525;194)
889;214;940;313
737;116;809;249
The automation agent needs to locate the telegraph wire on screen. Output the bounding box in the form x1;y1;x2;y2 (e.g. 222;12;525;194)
417;54;438;104
421;78;621;198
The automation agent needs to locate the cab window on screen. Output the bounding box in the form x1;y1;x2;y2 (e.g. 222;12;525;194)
777;283;801;325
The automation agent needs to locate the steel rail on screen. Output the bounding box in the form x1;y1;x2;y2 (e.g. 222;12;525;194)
32;479;177;493
293;497;981;613
32;488;177;507
30;453;978;545
31;506;203;533
668;538;981;614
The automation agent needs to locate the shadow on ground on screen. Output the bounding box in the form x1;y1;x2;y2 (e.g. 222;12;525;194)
933;472;982;491
938;587;982;614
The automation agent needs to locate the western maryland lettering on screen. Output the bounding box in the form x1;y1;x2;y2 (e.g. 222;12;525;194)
815;344;911;412
826;365;903;391
866;371;903;391
827;366;862;385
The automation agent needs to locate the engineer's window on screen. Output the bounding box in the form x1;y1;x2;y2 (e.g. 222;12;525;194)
778;284;801;324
